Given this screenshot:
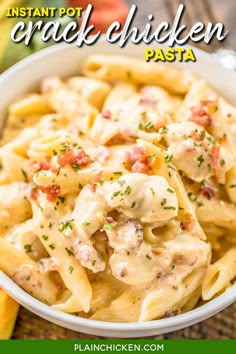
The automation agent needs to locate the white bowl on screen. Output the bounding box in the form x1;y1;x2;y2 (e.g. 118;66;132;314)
0;41;235;338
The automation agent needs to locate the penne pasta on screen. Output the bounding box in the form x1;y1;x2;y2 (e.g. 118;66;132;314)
0;54;235;323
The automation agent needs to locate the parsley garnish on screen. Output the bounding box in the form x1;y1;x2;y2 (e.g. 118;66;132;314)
65;248;74;256
59;219;74;232
24;244;32;253
167;188;174;194
197;154;204;167
165;154;173;163
82;221;90;227
21;169;28;183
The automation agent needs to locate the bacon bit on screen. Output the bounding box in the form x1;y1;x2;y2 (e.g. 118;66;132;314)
201;100;218;113
39;257;59;272
152;248;163;256
41;76;61;93
101;110;112;120
210;145;221;169
190;129;205;142
199;186;215;199
57;149;74;167
139;97;158;106
180;213;194;231
127;146;146;165
188;101;217;127
189;110;211;127
188;106;210;127
132;155;150;174
33;160;50;173
219;133;227;142
154;122;164;131
58;149;91;168
127;146;151;174
90;171;103;192
38;184;61;202
74;243;105;273
30;187;38;200
74;150;91;166
56;282;64;292
161;309;178;318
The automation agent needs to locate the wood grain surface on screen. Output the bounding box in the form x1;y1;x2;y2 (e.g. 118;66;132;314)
13;0;236;340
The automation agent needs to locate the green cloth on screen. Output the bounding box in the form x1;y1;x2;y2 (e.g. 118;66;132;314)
0;0;71;72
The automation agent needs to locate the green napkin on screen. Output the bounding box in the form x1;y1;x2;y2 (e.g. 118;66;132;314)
0;0;71;72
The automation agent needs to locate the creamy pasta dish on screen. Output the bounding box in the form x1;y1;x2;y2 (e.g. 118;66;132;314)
0;55;236;322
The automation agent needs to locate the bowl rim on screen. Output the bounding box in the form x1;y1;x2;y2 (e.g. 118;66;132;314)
0;40;236;335
1;271;236;332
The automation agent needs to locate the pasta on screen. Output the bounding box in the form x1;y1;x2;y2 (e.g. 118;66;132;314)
0;55;235;323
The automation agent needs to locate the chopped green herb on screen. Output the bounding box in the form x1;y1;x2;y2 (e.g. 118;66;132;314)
167;188;174;194
146;254;152;260
49;243;56;250
71;163;81;171
230;184;236;188
65;248;74;256
161;198;167;206
42;235;48;241
220;159;226;166
99;177;105;186
82;221;90;227
145;121;154;129
164;206;176;210
56;167;61;176
160;126;169;134
38;204;44;212
60;143;71;153
131;201;136;208
48;222;53;229
197;154;204;167
68;266;74;274
125;186;132;195
21;169;28;183
59;219;74;232
117;180;126;187
92;260;96;267
207;136;217;145
149;187;155;197
24;244;32;253
165;154;173;163
103;223;114;231
26;276;31;281
149;154;158;161
78;183;83;190
187;192;197;202
113;172;122;176
138;122;144;130
112;191;121;197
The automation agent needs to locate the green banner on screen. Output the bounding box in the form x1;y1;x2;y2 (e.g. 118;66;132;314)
0;340;236;354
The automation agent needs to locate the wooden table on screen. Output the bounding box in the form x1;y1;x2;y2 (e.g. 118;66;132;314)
13;0;236;340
